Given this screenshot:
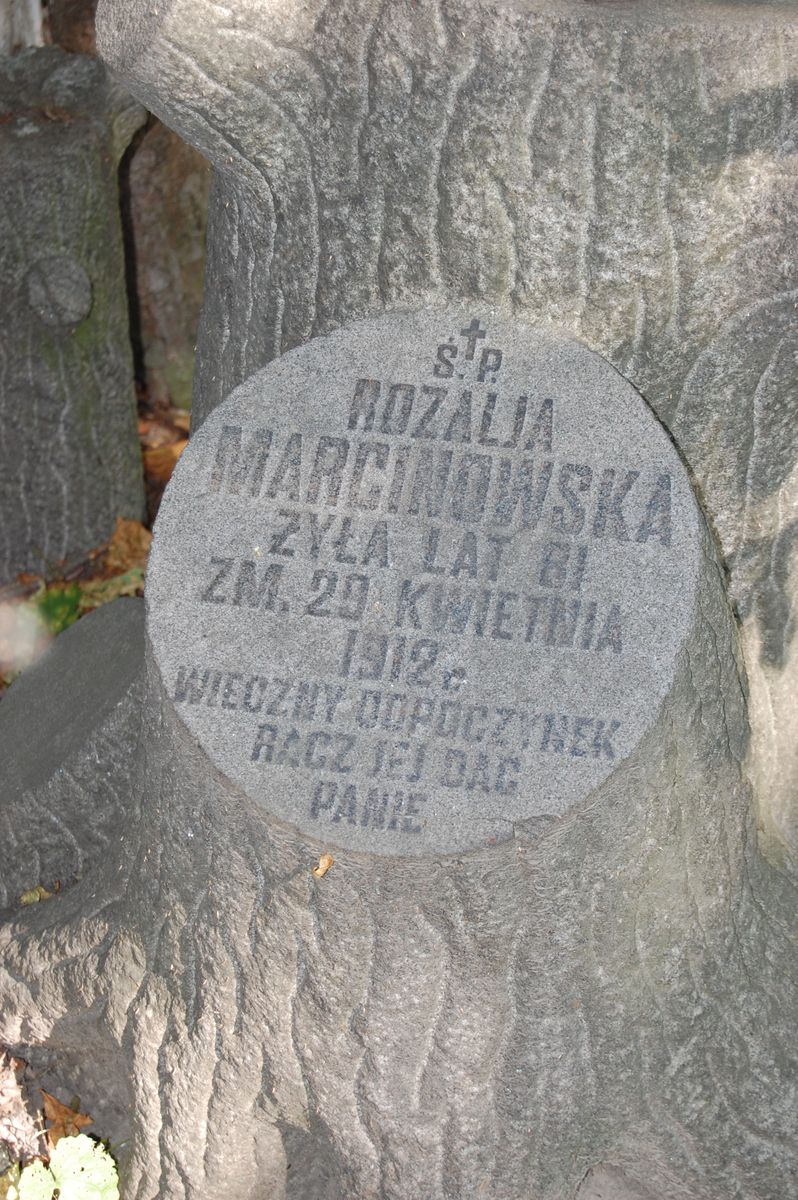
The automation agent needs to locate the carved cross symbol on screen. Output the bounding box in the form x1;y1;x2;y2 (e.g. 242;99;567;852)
460;318;486;361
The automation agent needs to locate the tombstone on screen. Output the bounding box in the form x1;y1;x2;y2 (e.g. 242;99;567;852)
150;311;702;854
95;0;798;859
0;47;145;583
2;310;796;1200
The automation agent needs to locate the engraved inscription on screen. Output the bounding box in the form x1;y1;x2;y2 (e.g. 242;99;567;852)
148;311;701;853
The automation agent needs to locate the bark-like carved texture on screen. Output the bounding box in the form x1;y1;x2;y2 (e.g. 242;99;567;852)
1;551;797;1199
0;47;145;583
95;0;798;850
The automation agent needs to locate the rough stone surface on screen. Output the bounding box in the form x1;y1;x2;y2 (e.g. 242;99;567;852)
2;2;790;1195
0;598;145;1164
0;47;145;582
2;324;797;1199
148;309;703;854
0;597;146;908
126;118;210;410
2;526;797;1199
96;0;798;853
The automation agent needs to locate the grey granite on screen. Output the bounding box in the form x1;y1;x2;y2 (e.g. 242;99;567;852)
0;597;146;910
0;48;145;583
0;2;793;1195
0;329;795;1198
148;308;704;855
5;513;797;1200
0;597;145;1168
96;0;798;853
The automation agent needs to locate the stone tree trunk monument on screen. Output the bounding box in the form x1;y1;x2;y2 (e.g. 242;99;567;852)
0;46;145;582
0;3;797;1200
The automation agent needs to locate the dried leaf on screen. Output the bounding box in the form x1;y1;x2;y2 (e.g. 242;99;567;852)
78;568;145;613
40;1093;91;1150
0;1051;42;1164
312;854;334;879
138;406;189;447
143;439;187;484
170;411;191;433
104;519;152;575
137;417;171;448
18;888;53;906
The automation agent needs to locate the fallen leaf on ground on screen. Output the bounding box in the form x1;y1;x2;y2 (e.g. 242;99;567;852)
137;416;172;448
312;854;335;879
78;568;145;612
170;410;191;434
143;439;187;484
40;1092;91;1150
104;519;152;575
16;1159;52;1200
48;1133;118;1200
138;405;189;445
0;1050;42;1164
35;585;81;637
18;888;53;906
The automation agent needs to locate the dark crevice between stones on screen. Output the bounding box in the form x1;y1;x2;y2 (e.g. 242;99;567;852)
118;117;153;398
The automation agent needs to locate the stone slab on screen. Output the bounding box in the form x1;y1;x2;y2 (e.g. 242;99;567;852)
147;309;704;855
1;597;145;799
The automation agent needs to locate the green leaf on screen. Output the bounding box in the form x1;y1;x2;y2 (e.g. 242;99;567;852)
35;585;82;636
17;1161;54;1200
49;1135;118;1200
78;568;145;612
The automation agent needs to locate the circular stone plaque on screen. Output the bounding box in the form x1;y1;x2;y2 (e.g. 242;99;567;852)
147;309;703;856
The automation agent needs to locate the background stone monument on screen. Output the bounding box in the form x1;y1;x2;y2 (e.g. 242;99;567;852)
2;311;796;1200
0;46;145;582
